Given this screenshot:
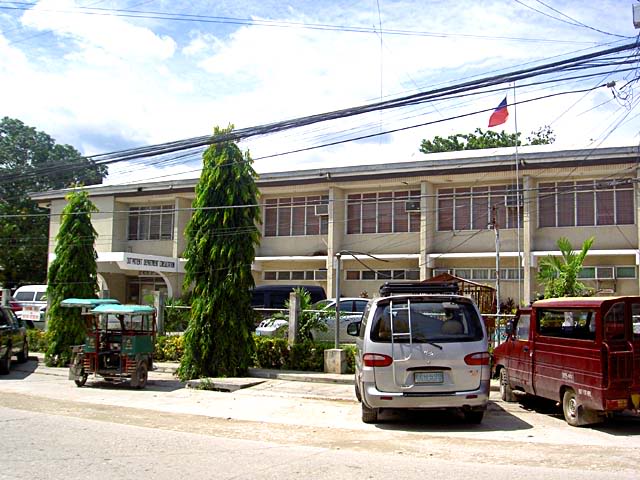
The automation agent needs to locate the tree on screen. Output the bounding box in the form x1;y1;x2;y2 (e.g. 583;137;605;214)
537;237;594;298
419;126;555;154
0;117;106;288
177;125;261;380
45;189;99;367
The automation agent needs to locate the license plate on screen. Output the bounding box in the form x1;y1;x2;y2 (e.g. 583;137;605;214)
415;371;444;384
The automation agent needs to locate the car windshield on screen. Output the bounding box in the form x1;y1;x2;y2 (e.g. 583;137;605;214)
370;298;484;343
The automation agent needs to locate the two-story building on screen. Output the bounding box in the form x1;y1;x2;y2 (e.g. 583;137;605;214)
31;144;640;307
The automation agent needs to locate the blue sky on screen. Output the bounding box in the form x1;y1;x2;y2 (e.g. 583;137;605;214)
0;0;638;184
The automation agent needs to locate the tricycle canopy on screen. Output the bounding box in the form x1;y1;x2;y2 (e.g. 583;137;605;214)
61;298;120;308
90;304;155;315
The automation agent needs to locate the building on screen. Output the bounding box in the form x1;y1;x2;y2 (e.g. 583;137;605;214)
31;144;640;306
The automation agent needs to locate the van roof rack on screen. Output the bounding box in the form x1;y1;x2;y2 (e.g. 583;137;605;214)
379;281;459;296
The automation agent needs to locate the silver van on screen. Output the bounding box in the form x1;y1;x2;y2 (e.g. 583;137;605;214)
347;282;490;424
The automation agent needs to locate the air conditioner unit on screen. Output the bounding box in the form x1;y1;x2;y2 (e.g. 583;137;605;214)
314;204;329;216
405;200;421;212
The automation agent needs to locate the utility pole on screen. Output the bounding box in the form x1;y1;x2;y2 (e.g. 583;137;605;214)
334;251;342;349
491;205;501;315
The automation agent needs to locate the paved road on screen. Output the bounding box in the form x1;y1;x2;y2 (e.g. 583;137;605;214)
1;358;640;479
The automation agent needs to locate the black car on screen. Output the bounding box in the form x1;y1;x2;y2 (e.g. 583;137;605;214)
251;284;327;310
0;306;29;374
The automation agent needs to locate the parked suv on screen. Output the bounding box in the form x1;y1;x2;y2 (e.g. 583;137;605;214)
0;305;29;374
347;282;490;424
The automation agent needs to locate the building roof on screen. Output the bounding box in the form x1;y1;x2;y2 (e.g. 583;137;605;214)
30;144;640;201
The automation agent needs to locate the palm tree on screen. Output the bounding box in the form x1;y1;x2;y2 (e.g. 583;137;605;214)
537;237;594;298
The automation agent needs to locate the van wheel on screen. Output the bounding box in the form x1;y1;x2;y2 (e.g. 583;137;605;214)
463;410;484;424
354;382;362;402
0;346;11;374
362;404;378;424
563;389;582;427
499;368;516;402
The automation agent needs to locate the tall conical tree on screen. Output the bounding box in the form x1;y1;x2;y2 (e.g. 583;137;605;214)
45;189;99;367
178;125;261;380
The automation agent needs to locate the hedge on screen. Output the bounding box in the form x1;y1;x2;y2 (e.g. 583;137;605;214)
27;330;355;374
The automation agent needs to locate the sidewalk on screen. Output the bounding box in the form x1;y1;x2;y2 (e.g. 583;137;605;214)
33;352;354;386
33;353;498;392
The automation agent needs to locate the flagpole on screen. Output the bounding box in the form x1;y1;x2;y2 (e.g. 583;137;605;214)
513;83;522;307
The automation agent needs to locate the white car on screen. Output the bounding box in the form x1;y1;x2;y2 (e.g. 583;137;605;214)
255;297;369;342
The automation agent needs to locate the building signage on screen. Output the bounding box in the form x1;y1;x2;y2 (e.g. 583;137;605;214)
117;253;181;273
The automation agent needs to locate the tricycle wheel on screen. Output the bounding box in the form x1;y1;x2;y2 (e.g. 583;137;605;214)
74;374;88;387
135;361;148;389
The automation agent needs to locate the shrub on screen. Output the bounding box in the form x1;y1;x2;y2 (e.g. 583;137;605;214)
155;335;184;362
27;329;48;352
253;336;355;373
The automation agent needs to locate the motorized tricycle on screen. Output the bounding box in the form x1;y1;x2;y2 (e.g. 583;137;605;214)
65;300;156;389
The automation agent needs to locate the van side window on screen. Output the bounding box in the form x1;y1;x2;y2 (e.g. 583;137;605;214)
604;302;626;341
632;303;640;339
537;309;595;340
359;302;371;340
516;314;530;340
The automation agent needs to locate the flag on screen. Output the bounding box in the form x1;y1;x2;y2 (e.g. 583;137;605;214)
488;96;509;127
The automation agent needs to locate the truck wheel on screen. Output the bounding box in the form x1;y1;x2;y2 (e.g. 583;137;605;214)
135;361;148;389
562;389;582;427
75;373;88;387
0;346;11;374
361;403;378;424
16;340;29;364
499;368;516;402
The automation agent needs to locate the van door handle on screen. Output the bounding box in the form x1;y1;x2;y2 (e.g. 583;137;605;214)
523;346;529;352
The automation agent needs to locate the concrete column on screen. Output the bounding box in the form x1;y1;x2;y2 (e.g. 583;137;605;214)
420;181;435;280
326;186;344;298
522;175;534;306
154;290;166;335
287;291;301;346
636;168;640;295
1;289;9;306
173;197;192;259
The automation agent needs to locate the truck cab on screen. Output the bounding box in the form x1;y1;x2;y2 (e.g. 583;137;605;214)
494;296;640;426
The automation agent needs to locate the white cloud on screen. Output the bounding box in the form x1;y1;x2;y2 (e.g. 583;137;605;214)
0;0;637;186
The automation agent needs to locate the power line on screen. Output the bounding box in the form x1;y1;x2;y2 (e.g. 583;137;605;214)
0;1;604;45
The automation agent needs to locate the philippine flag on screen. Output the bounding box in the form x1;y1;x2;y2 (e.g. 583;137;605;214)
488;96;509;127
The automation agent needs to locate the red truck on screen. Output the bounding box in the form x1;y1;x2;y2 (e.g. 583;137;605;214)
493;296;640;426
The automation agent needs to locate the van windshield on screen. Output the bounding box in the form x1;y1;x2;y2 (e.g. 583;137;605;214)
370;299;484;343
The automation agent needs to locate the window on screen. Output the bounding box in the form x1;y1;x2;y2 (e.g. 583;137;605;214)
347;190;420;234
538;179;634;228
516;314;530;340
262;270;327;281
264;196;329;237
604;302;625;341
537;309;595;340
437;184;522;231
345;269;420;281
128;205;174;240
616;266;636;279
370;299;484;343
578;266;636;279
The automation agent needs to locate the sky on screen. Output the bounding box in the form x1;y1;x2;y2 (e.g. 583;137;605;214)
1;0;639;185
